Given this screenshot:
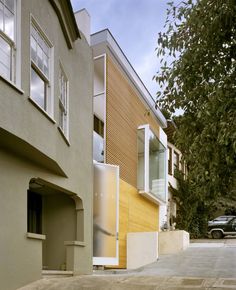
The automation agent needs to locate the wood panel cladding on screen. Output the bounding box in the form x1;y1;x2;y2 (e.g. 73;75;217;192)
117;179;159;268
106;56;160;187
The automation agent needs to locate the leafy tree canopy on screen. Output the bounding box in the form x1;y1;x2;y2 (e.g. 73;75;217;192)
155;0;236;233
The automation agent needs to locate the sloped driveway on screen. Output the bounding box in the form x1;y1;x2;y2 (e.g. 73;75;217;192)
19;239;236;290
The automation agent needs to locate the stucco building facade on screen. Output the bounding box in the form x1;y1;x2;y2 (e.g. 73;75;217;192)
0;1;93;289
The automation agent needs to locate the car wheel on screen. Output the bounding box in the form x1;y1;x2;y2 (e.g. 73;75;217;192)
211;230;223;239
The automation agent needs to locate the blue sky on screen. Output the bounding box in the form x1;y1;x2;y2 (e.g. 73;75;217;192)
71;0;171;99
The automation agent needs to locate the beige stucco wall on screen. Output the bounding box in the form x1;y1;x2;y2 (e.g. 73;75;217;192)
42;194;77;270
0;1;93;289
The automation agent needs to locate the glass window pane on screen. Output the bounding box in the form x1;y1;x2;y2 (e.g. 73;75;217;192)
4;7;14;40
5;0;14;13
31;25;38;39
149;130;166;201
0;35;11;79
31;67;46;110
0;3;4;31
59;68;68;136
43;53;49;77
39;37;49;56
31;24;50;79
37;45;43;71
137;128;145;191
30;36;37;62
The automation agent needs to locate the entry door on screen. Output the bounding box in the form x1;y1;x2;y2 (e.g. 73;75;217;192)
93;162;119;266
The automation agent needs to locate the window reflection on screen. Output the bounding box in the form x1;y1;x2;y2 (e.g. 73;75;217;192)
0;0;15;81
31;67;46;110
0;3;3;31
31;25;50;79
4;6;14;40
30;20;51;113
0;35;11;79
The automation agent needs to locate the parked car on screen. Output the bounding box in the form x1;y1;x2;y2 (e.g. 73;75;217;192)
208;215;236;225
208;216;236;239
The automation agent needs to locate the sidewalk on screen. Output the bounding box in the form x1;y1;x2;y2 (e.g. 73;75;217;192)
19;240;236;290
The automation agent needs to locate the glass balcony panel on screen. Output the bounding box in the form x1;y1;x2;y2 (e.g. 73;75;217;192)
149;130;166;202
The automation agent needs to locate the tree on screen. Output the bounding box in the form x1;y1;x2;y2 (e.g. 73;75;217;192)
155;0;236;235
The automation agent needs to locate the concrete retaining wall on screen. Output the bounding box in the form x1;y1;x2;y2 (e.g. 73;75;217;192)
159;230;189;254
127;232;158;269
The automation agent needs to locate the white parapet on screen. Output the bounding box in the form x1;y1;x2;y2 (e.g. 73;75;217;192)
127;232;158;269
74;9;91;45
159;230;189;254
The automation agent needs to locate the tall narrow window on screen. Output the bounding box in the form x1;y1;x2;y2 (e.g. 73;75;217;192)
0;0;16;81
30;19;51;113
59;66;68;137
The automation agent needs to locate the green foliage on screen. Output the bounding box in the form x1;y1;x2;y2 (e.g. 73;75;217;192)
225;206;236;215
170;169;208;238
156;0;236;235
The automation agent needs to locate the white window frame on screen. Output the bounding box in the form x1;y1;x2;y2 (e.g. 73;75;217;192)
30;15;54;117
58;63;69;139
137;124;167;205
0;0;16;83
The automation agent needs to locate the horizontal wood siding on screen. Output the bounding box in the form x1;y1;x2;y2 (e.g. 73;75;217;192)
105;56;161;269
106;56;160;187
117;179;159;268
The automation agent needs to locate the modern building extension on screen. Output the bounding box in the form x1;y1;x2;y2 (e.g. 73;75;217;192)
0;1;93;289
91;29;168;268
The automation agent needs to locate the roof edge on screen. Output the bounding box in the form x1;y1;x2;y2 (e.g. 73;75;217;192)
91;29;167;128
49;0;81;49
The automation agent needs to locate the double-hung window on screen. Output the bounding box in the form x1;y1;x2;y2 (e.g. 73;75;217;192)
0;0;16;81
59;66;69;138
30;18;52;114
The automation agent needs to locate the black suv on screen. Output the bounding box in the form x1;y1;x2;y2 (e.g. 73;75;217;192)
208;216;236;239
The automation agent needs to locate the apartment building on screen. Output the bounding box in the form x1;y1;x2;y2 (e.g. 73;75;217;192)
0;1;93;289
90;29;168;268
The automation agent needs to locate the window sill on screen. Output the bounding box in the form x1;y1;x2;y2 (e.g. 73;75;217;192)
0;74;24;94
26;232;46;240
139;190;166;205
58;127;70;146
64;241;85;247
28;97;56;124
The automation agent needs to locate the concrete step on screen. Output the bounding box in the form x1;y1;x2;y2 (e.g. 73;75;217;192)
42;270;73;279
